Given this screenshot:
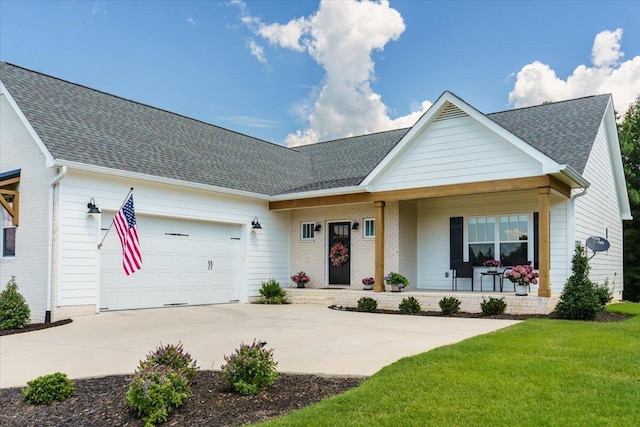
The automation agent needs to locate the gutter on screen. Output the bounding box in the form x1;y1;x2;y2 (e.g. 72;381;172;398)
45;166;66;323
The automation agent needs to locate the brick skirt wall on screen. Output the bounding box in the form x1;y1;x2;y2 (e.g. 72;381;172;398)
278;287;559;315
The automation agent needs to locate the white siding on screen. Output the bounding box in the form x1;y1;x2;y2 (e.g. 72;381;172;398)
574;118;625;299
53;170;290;313
417;191;568;293
0;94;54;322
373;111;544;192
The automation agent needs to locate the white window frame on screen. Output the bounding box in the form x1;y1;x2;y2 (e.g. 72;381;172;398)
467;214;530;267
301;222;315;241
363;218;375;239
1;198;16;257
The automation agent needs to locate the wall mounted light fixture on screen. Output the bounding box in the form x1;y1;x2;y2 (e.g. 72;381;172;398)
314;223;322;232
351;221;360;230
87;198;101;214
251;217;262;229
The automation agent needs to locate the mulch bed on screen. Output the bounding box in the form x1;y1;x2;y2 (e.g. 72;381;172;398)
329;305;631;322
0;307;629;426
0;370;363;427
0;319;73;336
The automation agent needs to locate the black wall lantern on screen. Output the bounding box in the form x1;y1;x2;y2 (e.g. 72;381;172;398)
351;221;359;230
314;223;322;232
251;217;262;229
87;198;101;214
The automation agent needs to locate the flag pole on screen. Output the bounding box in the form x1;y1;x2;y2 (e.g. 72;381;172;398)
97;187;134;249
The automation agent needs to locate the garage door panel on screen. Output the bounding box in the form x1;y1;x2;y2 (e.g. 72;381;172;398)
100;214;241;311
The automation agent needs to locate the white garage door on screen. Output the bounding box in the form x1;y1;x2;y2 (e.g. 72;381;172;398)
100;214;241;311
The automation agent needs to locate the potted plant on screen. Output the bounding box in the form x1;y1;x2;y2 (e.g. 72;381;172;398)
483;259;501;272
504;265;539;296
291;271;310;288
386;272;409;292
362;277;374;290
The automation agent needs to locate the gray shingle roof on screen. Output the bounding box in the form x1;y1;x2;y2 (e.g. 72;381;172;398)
1;62;609;196
0;62;312;195
488;94;610;174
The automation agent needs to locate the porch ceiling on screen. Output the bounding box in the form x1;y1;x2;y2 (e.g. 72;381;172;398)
269;175;571;210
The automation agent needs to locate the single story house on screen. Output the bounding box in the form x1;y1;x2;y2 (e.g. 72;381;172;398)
0;62;631;322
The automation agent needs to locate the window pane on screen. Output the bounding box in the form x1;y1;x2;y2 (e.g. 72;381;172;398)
3;228;15;257
500;216;509;241
486;217;495;241
468;218;477;242
301;223;315;240
519;216;528;241
469;243;494;266
500;242;528;266
2;200;13;226
364;219;375;237
477;218;486;241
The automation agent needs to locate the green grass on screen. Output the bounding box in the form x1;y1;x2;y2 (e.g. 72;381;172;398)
259;303;640;427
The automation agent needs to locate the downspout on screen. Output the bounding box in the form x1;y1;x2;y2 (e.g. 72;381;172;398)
568;186;589;280
45;166;67;323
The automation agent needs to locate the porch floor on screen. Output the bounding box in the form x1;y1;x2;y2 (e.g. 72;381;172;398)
283;287;559;315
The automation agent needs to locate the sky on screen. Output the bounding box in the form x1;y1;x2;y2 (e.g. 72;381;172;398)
1;0;639;147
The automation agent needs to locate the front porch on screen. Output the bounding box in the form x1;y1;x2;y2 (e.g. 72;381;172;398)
283;287;559;315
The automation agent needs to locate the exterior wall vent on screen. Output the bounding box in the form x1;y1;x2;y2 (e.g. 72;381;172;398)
434;103;467;122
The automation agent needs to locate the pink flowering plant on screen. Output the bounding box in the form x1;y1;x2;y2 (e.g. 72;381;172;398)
504;265;539;286
483;259;501;268
291;271;310;284
362;277;374;285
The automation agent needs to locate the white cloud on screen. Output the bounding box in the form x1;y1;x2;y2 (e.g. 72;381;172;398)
233;0;432;147
509;29;640;117
247;38;267;64
91;1;107;16
186;17;196;26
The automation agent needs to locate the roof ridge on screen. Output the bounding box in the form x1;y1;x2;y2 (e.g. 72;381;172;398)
0;61;300;155
295;127;410;150
488;94;610;116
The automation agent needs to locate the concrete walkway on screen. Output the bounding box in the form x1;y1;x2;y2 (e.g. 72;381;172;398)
0;304;519;388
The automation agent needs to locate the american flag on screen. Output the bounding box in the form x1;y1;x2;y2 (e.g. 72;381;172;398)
113;194;142;275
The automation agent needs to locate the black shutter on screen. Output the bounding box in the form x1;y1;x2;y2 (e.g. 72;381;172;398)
450;217;463;269
533;212;539;269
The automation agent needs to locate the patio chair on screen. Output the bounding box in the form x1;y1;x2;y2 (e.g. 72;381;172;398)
452;261;474;291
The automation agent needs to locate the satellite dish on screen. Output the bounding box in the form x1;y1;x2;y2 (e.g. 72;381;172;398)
586;236;610;252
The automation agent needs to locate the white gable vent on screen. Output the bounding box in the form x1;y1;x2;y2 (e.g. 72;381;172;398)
434;103;467;122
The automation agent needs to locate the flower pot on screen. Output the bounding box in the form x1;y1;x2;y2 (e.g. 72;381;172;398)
391;285;401;292
297;281;306;289
363;284;373;290
487;267;497;273
515;284;528;296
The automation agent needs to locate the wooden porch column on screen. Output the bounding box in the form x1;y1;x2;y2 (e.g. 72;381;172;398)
374;201;385;292
538;187;551;297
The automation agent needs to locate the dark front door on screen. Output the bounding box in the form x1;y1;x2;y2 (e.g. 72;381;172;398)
328;222;350;285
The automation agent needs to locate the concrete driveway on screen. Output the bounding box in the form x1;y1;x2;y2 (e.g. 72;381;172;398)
0;304;519;388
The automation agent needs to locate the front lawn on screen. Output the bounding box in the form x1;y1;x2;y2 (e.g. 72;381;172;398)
260;302;640;426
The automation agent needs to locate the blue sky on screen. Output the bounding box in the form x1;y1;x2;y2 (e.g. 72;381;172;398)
1;1;639;146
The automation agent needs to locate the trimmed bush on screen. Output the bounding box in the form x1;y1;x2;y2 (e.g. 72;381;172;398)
23;372;76;405
138;342;199;382
221;339;278;395
439;297;461;315
554;247;607;320
399;296;421;314
257;279;287;304
357;297;378;312
126;365;191;427
0;276;31;330
481;297;507;316
595;280;614;306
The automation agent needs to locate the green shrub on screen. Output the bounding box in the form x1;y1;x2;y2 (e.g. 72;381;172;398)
138;342;199;382
554;247;607;320
22;372;76;404
127;365;191;427
595;280;614;306
386;272;410;289
439;297;461;315
399;296;421;314
0;276;31;330
357;297;378;312
480;297;507;316
257;279;287;304
221;339;278;395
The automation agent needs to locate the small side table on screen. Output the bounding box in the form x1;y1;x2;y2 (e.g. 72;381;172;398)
480;271;504;292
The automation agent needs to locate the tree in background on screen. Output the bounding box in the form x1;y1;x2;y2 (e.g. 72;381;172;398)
619;94;640;302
